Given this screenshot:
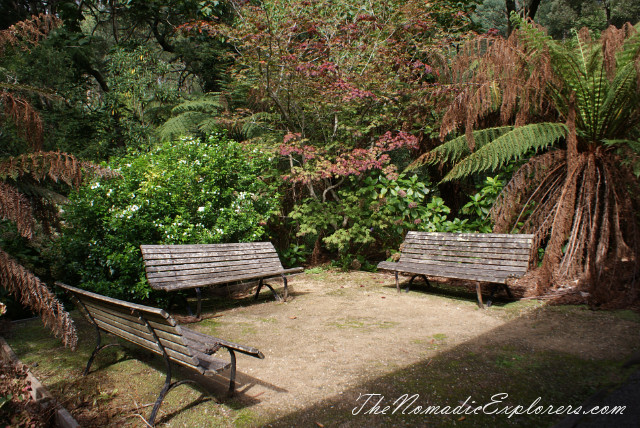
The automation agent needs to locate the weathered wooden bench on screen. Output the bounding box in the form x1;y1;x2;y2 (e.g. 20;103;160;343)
140;242;303;318
56;282;264;426
377;231;534;308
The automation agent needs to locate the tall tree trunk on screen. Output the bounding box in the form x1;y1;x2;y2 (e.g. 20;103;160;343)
527;0;542;21
604;0;612;26
506;0;516;36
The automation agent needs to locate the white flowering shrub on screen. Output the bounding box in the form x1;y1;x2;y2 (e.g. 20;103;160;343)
60;133;280;301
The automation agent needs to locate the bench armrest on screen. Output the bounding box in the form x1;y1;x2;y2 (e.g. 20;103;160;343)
181;327;264;359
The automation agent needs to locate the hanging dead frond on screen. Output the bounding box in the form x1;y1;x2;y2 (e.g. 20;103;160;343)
0;91;44;151
0;14;61;55
0;152;117;189
0;249;77;350
0;182;34;238
601;23;637;81
440;23;556;143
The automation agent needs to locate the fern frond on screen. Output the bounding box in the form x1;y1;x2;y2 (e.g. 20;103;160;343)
0;152;89;188
0;91;44;150
158;112;209;140
0;248;77;350
597;62;639;139
0;182;34;238
171;93;224;114
441;123;568;182
409;126;513;170
197;117;220;134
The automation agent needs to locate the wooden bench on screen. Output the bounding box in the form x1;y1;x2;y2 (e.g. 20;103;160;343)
140;242;303;318
56;282;264;426
377;231;534;308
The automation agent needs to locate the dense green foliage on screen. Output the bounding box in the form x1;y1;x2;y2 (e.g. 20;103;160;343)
1;1;638;308
59;133;280;300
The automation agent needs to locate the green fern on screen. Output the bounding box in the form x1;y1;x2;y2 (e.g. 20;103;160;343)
171;94;223;114
441;123;568;182
158;111;209;141
158;93;224;140
409;126;513;169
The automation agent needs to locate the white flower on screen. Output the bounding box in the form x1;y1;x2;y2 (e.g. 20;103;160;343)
91;182;100;189
198;206;205;212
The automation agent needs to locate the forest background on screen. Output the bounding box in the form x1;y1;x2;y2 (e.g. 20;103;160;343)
1;0;639;343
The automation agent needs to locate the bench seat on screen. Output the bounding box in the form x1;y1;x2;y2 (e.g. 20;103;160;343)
56;282;263;426
377;231;534;307
141;242;303;318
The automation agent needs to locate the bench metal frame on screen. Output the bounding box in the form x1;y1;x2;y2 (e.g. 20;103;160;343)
378;232;534;308
141;242;303;318
56;282;263;426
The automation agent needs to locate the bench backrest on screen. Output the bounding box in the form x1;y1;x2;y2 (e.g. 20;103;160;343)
140;242;286;291
55;282;206;374
399;231;534;284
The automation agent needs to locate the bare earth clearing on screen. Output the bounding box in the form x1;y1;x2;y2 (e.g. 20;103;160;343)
8;270;640;427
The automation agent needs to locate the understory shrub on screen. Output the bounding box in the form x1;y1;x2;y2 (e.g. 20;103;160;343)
59;133;280;301
289;172;505;268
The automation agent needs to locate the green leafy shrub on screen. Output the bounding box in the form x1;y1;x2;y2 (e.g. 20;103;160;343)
289;172;437;264
59;133;280;301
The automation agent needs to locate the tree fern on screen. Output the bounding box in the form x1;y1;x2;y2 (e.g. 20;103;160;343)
434;19;640;306
441;123;568;182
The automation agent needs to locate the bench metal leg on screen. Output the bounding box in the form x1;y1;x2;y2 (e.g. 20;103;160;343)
476;282;485;309
395;272;400;292
487;283;514;307
504;284;514;299
406;275;430;293
254;278;263;300
148;359;198;426
254;278;283;302
84;324;123;376
195;287;202;319
227;349;237;396
281;274;289;302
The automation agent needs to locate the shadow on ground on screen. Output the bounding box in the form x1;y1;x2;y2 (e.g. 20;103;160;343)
258;303;639;427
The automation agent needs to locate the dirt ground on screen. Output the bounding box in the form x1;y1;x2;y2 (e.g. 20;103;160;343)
186;270;640;424
8;269;640;427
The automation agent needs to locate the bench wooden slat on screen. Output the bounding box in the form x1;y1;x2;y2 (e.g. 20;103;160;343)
390;260;525;280
405;231;534;243
402;243;531;258
378;261;518;283
80;300;184;338
147;263;285;282
399;256;528;272
146;259;283;276
80;299;176;326
150;269;294;291
403;240;533;253
143;255;281;271
78;302;200;367
140;248;276;260
181;328;264;358
87;308;195;357
92;318;202;369
400;252;530;267
141;242;274;251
